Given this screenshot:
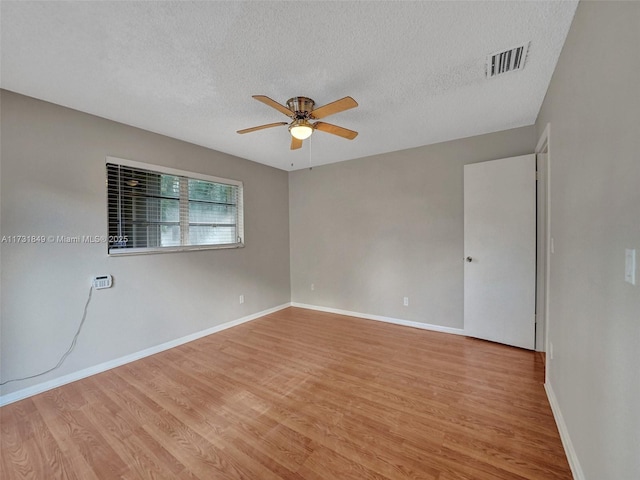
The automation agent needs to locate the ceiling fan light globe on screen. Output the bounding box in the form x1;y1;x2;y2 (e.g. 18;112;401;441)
289;120;313;140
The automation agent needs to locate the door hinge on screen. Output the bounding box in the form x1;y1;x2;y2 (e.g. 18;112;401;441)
535;171;540;181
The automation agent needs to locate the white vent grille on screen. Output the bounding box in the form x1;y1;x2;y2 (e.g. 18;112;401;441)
487;43;529;77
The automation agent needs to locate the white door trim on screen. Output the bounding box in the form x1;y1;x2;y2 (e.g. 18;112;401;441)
536;124;552;367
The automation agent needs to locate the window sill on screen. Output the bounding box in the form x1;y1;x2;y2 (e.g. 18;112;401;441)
108;242;245;256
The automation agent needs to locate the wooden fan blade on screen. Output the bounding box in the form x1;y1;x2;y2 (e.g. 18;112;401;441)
252;95;293;117
310;96;358;119
291;136;303;150
314;122;358;140
237;122;288;134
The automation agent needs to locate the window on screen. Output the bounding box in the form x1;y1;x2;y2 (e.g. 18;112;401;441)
106;157;244;255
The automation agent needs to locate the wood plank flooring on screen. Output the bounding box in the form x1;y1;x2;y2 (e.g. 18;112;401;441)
1;307;572;479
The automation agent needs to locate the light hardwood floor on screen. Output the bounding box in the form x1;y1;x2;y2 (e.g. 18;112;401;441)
1;307;572;479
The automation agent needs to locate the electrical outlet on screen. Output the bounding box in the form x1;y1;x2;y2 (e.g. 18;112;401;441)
239;294;244;304
549;342;554;360
311;283;315;291
403;296;409;307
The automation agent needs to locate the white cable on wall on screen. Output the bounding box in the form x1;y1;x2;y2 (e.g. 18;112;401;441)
0;286;94;386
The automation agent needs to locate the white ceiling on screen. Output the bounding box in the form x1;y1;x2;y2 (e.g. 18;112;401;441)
1;1;578;171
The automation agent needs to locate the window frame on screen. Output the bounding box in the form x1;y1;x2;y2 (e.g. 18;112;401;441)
106;156;244;256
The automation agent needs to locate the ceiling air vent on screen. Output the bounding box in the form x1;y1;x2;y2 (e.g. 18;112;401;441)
487;43;529;78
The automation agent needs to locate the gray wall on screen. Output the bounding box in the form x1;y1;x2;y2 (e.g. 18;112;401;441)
536;2;640;478
289;126;536;327
0;90;290;396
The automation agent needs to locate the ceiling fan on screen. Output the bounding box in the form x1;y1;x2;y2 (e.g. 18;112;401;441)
237;95;358;150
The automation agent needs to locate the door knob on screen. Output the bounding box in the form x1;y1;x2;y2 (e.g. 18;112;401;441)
466;256;473;262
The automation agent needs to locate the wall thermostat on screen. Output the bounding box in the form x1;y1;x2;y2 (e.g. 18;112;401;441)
93;275;113;289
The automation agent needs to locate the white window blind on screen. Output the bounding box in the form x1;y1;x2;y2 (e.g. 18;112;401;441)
106;158;244;255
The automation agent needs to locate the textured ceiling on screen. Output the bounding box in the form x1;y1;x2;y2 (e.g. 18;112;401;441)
1;1;578;171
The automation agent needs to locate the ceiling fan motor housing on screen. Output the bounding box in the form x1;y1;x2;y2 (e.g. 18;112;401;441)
287;97;315;119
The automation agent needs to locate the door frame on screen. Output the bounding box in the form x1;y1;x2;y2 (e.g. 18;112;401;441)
535;123;551;359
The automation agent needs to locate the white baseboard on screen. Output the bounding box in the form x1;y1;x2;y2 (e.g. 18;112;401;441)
291;302;465;336
545;382;585;480
0;303;291;407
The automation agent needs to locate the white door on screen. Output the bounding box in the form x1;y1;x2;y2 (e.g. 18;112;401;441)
464;155;536;350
